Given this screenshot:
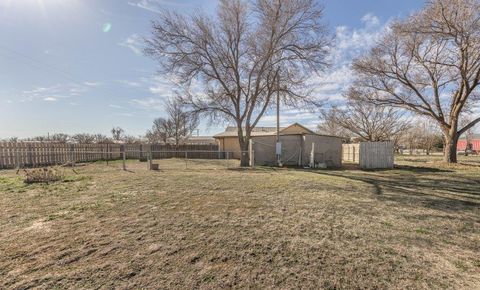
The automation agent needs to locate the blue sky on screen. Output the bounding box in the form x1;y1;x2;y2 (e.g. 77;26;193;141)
0;0;426;139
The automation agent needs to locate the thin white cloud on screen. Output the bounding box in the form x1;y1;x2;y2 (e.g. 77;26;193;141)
117;80;142;87
259;108;318;128
148;78;174;95
108;104;123;109
131;97;165;111
308;12;388;106
119;34;144;55
21;82;94;102
128;0;188;13
361;13;380;27
69;86;89;95
257;13;389;128
121;13;388;129
117;112;135;117
121;74;181;98
84;81;101;87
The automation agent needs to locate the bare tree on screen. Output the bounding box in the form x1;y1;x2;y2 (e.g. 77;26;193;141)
316;112;351;140
145;117;169;144
401;126;422;155
352;0;480;163
320;96;411;142
417;120;443;155
123;135;142;144
146;98;199;146
166;97;199;147
29;136;48;142
72;133;95;144
401;119;443;155
145;0;330;165
24;134;69;143
111;127;125;142
93;134;112;144
50;133;70;143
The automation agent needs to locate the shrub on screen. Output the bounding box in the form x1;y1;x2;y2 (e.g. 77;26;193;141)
23;167;64;184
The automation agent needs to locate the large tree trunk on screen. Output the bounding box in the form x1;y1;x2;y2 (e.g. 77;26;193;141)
237;125;251;167
443;132;459;163
239;141;250;167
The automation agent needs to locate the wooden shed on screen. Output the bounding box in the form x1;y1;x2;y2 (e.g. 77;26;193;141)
214;123;343;167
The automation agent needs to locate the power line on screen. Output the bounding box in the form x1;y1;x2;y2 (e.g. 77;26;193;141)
0;45;83;84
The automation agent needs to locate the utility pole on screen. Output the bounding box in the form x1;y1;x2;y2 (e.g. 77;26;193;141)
276;77;282;166
276;81;280;143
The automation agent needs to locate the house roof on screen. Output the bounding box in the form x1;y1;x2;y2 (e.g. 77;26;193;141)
214;126;284;137
213;123;333;138
165;136;217;145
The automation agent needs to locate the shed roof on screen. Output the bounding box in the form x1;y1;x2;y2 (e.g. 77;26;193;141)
214;126;283;137
213;123;336;138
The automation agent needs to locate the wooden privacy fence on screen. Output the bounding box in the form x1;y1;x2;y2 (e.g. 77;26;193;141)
0;142;220;169
342;142;394;169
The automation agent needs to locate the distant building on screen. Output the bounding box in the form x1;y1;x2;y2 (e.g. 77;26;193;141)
457;134;480;152
178;136;217;145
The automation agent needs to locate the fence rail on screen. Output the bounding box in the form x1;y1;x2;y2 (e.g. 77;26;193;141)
0;142;220;169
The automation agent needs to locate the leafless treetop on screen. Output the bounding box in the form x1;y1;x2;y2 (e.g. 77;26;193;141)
352;0;480;162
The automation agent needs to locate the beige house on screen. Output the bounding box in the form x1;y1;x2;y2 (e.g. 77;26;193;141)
214;123;342;167
214;126;281;158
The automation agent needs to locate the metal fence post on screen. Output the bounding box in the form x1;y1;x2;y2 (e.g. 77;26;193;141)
249;139;254;167
121;145;126;171
148;151;152;170
226;151;229;168
185;151;188;169
27;144;32;167
106;144;109;166
70;144;75;168
15;150;20;171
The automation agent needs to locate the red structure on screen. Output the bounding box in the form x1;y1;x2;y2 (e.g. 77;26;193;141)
457;134;480;152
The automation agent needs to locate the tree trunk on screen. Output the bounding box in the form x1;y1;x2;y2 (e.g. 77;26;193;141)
239;138;250;167
443;132;459;163
236;124;252;167
240;145;249;167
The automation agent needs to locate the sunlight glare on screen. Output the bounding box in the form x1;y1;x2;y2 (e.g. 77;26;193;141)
102;22;112;33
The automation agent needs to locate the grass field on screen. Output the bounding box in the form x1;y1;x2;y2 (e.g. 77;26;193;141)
0;156;479;289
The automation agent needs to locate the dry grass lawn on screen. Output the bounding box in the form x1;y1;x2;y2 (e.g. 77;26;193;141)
0;156;479;289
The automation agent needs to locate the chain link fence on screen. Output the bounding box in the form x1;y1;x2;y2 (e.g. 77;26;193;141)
0;150;244;171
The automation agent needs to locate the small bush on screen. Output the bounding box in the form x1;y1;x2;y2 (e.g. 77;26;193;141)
23;167;65;184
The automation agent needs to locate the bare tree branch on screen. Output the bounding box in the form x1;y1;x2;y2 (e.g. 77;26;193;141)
352;0;480;163
144;0;330;165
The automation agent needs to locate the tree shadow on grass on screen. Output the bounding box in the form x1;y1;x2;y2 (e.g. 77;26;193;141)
393;165;454;173
308;168;480;212
458;162;480;168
